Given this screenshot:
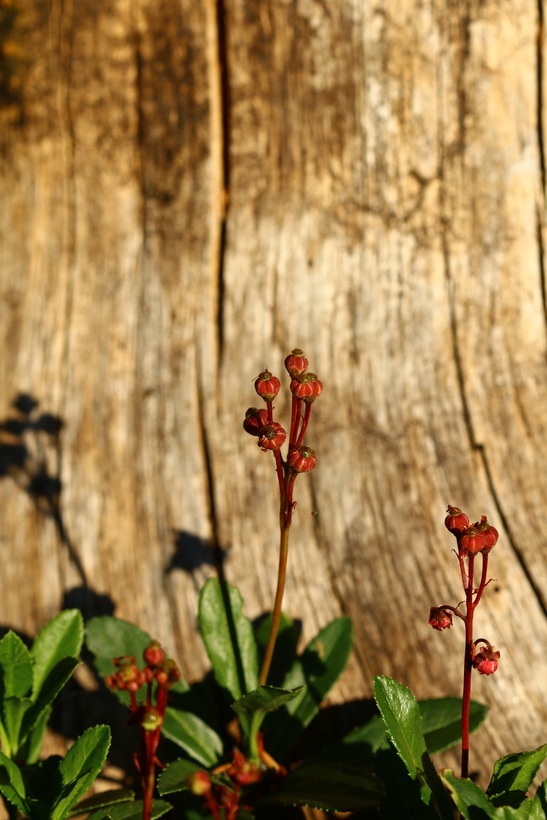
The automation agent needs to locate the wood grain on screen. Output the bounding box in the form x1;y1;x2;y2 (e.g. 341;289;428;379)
0;0;546;800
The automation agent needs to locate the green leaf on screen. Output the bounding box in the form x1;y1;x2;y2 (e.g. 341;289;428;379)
68;787;135;816
198;578;258;701
420;697;488;754
374;677;455;819
266;617;353;758
89;799;173;819
2;696;33;755
0;748;29;814
232;685;303;740
442;769;496;818
261;761;384;812
162;708;223;767
31;610;84;698
0;631;33;699
24;705;52;764
52;725;111;818
157;759;204;795
487;745;547;808
373;676;427;779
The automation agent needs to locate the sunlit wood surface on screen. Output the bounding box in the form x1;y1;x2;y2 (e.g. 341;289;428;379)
0;0;546;800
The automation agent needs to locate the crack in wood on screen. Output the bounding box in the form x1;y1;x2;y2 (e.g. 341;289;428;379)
536;0;547;328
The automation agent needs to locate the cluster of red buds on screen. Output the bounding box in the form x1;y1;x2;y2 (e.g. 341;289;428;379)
187;736;286;820
429;506;500;777
244;349;322;488
106;642;181;820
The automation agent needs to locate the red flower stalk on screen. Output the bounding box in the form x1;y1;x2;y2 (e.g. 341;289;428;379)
244;349;322;687
106;642;181;820
431;506;499;778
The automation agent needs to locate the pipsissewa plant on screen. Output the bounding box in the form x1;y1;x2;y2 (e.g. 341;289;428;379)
429;506;500;778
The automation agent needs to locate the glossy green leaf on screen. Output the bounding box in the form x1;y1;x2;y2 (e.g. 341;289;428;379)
162;707;223;767
487;744;547;808
24;705;51;765
198;578;258;701
158;759;204;795
31;610;84;697
266;617;353;757
261;761;384;812
373;676;427;778
0;631;33;699
420;697;488;754
0;748;29;814
232;684;303;739
68;787;135;816
442;769;496;818
51;725;111;818
2;696;33;755
374;677;455;819
89;799;173;819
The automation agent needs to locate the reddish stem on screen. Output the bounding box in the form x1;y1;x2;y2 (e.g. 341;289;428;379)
461;553;475;778
296;403;312;446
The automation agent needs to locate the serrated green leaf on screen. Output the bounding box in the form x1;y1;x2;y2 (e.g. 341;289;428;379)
0;631;33;699
373;677;455;819
198;579;258;701
31;610;84;698
487;745;547;808
266;617;353;758
24;705;51;764
88;798;172;819
52;725;111;817
261;761;384;812
232;685;303;739
420;697;488;754
162;708;222;767
68;787;135;816
373;676;427;779
442;769;496;818
157;759;204;795
0;747;29;814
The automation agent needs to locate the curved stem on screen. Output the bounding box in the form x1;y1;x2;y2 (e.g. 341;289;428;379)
258;514;291;686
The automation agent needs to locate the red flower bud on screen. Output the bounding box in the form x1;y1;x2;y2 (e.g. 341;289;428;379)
460;527;486;555
290;374;315;400
187;771;212;796
243;407;269;436
287;445;317;472
428;606;453;630
143;641;165;668
255;369;281;402
304;372;323;402
258;422;286;451
474;515;499;552
284;348;308;377
444;505;470;535
472;643;500;676
156;658;181;687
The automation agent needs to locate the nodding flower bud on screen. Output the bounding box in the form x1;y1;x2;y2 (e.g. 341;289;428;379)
290;373;323;402
460;527;486;555
472;642;500;676
474;515;499;552
187;770;212;796
243;407;269;436
285;348;308;377
143;641;166;668
255;369;281;402
287;445;317;473
258;422;287;452
428;606;453;630
140;706;163;731
444;505;470;535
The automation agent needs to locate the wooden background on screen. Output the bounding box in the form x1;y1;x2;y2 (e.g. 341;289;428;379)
1;0;547;797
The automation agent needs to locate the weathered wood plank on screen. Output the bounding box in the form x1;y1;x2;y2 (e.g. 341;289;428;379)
0;0;545;798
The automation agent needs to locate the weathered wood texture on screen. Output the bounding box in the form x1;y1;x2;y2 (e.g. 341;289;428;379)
1;0;546;791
